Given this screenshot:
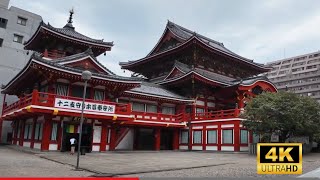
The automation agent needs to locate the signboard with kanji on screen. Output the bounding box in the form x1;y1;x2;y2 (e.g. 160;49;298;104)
54;98;115;114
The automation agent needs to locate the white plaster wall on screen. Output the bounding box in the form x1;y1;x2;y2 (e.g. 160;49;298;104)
196;100;205;106
206;146;218;151
49;144;58;151
93;126;101;143
206;125;217;128
105;145;109;151
116;129;134;150
92;145;100;152
192;126;203;129
221;146;234;151
221;124;234;128
23;142;30;147
192;146;203;150
240;146;249;151
179;145;188;150
34;143;41;149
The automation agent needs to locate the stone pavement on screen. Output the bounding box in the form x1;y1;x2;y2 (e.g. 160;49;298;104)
2;144;320;178
0;145;93;177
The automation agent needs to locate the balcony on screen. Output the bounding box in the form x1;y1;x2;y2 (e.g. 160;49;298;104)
194;109;241;121
2;90;132;121
130;111;189;127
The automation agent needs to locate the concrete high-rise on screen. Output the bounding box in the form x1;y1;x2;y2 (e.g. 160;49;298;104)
266;51;320;103
0;0;42;143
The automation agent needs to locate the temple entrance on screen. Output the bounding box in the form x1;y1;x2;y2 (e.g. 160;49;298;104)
135;128;154;150
160;129;173;150
61;123;93;152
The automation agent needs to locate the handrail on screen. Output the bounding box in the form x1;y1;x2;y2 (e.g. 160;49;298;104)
194;109;240;120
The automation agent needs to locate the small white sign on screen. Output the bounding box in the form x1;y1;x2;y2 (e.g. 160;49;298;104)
54;98;115;114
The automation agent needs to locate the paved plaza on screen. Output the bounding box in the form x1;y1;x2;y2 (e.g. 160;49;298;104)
1;145;320;178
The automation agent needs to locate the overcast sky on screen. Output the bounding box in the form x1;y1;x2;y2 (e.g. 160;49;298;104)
10;0;320;76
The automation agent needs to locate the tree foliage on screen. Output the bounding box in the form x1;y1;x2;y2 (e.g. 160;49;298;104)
241;91;320;143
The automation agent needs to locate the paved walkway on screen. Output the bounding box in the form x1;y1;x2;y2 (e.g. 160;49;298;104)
2;145;320;178
299;166;320;178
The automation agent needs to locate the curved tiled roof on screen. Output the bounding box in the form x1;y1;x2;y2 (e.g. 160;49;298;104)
25;21;113;48
54;48;115;75
159;61;235;86
30;53;141;82
120;21;267;70
125;82;193;102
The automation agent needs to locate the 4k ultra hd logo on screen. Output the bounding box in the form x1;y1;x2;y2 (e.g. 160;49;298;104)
257;143;302;174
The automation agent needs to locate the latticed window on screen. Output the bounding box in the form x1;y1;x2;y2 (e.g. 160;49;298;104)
34;123;43;140
222;129;233;144
94;90;104;101
51;122;58;141
207;130;217;144
180;130;189;144
146;104;157;113
193;130;202;144
240;130;248;144
132;102;145;112
162;106;175;115
24;124;33;140
56;84;68;96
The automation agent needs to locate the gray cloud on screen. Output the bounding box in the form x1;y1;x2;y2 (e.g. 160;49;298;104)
10;0;320;76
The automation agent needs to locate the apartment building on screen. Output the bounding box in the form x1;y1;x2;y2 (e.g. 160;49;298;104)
266;51;320;103
0;0;42;143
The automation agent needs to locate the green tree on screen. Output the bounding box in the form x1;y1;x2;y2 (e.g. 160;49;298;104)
242;91;320;143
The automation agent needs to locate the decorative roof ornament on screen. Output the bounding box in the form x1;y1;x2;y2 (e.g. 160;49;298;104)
63;8;75;30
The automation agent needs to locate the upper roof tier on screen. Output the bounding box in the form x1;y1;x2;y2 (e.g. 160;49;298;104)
120;21;270;75
24;11;113;57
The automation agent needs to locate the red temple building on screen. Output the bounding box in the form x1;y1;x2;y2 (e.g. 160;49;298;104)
1;12;277;152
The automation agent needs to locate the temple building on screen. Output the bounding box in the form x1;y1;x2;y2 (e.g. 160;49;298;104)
1;11;277;152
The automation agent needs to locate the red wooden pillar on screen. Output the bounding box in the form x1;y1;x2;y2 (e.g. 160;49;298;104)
217;123;221;151
109;126;117;151
154;128;161;151
172;129;179;150
19;120;25;146
57;120;62;150
100;122;107;152
30;118;37;148
41;119;51;151
234;121;240;152
202;126;206;150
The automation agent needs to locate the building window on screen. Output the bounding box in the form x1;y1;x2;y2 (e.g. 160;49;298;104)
240;130;248;144
0;38;3;47
253;133;260;143
0;18;8;28
207;130;217;144
71;85;90;98
34;123;43;140
132;102;145;112
51;122;58;141
180;130;189;144
196;108;205;113
17;16;27;26
13;34;23;43
146;104;157;113
94;90;104;101
193;130;202;144
24;124;33;140
162;106;175;115
222;129;233;144
56;83;69;96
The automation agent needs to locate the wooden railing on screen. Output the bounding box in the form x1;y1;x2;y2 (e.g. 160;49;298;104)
2;90;132;116
131;111;189;123
194;109;240;120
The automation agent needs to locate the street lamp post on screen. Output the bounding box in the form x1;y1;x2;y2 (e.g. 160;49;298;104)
76;70;92;170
